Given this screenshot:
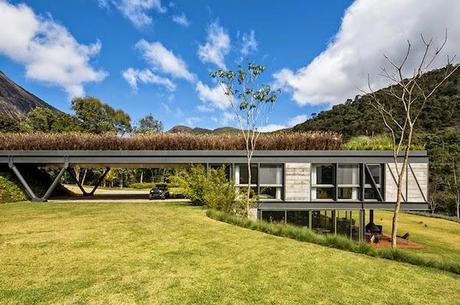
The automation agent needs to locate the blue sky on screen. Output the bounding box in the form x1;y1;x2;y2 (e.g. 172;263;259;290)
1;0;458;130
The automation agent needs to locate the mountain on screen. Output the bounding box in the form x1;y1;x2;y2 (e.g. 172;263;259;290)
168;125;240;134
0;70;57;118
291;66;460;139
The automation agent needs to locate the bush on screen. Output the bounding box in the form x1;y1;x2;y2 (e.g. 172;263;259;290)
128;182;154;189
204;166;245;216
0;172;27;202
343;134;425;150
207;209;460;275
0;131;342;151
171;165;207;205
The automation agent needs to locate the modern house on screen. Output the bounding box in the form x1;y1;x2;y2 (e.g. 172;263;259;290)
0;149;428;240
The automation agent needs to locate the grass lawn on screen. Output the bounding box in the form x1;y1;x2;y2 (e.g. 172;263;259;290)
375;210;460;262
0;202;459;305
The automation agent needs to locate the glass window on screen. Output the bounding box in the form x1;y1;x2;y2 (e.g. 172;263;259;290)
259;165;283;185
315;164;334;185
287;211;309;227
365;164;383;200
315;187;334;200
261;210;285;223
236;164;258;185
337;165;359;185
259;186;282;200
337;165;359;200
366;164;382;185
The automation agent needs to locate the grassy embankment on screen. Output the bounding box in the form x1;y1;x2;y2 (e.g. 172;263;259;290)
1;201;459;305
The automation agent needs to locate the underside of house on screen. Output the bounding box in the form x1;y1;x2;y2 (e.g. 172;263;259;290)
0;150;428;240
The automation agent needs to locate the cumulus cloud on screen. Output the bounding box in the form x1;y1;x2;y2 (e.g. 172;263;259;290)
198;21;230;69
240;30;258;56
136;39;195;81
0;1;106;98
122;68;175;91
172;13;190;27
195;81;230;110
274;0;460;106
99;0;166;28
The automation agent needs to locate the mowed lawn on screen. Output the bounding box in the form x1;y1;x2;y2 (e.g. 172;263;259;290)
0;203;459;305
374;210;460;262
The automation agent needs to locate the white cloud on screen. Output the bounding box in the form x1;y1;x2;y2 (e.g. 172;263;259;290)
274;0;460;106
172;13;190;27
195;81;230;110
241;30;257;56
258;114;308;132
122;68;175;91
0;1;106;98
118;0;166;27
258;124;287;133
136;39;195;81
198;21;230;69
99;0;166;28
288;114;308;126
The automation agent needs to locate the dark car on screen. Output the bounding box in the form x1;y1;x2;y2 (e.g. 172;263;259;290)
149;184;170;200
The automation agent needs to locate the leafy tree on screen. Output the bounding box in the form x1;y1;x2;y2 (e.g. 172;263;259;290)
211;63;279;216
135;114;163;133
25;107;78;133
0;116;21;132
71;97;132;134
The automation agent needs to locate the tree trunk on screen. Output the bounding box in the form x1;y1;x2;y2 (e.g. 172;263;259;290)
391;127;413;248
140;170;144;184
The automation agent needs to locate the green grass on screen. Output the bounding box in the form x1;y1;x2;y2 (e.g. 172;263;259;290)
0;202;459;305
342;135;425;150
0;172;27;203
207;210;460;274
375;210;460;262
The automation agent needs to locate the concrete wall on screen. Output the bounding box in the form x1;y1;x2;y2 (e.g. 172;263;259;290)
385;163;428;202
284;163;310;201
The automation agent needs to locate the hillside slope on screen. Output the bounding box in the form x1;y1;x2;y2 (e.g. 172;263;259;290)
0;70;57;118
292;66;460;138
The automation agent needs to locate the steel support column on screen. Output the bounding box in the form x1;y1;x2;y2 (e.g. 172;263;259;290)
8;162;41;202
67;167;110;196
42;164;68;200
8;162;68;202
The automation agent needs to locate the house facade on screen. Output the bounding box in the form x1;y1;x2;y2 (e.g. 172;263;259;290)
0;150;428;240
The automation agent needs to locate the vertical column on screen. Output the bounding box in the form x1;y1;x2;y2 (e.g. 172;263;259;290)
359;209;365;242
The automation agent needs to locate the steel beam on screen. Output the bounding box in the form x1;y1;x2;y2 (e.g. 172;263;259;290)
42;164;68;200
8;162;40;201
87;167;110;196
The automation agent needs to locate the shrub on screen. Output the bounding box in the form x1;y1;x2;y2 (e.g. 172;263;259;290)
0;131;342;151
128;182;153;189
207;209;460;274
343;134;424;150
203;166;245;216
171;165;207;205
0;172;27;202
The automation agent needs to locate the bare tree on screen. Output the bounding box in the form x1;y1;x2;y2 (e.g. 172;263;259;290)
364;32;459;247
211;63;279;216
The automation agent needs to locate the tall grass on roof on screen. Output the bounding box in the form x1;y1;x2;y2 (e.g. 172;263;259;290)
0;132;342;150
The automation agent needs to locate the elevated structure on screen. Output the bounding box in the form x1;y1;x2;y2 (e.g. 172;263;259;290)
0;150;428;240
